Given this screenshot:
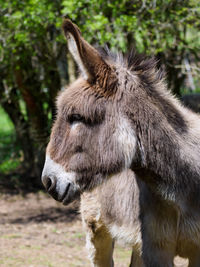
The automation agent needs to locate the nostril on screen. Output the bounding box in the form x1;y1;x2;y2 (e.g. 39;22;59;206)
43;176;56;192
46;177;52;191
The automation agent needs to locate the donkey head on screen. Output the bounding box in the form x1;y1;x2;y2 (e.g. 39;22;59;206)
42;19;141;205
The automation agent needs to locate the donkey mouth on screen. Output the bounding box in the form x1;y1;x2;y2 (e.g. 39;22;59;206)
59;183;71;202
42;173;80;205
59;183;80;205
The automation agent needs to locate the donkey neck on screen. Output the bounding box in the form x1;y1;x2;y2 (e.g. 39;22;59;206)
126;87;200;204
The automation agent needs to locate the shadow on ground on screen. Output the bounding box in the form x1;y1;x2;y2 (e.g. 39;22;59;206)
0;192;80;225
6;206;79;224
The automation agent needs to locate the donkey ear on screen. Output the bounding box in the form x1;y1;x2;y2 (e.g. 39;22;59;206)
62;19;112;84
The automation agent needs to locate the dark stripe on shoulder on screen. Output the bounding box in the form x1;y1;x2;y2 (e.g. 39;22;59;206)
139;73;188;134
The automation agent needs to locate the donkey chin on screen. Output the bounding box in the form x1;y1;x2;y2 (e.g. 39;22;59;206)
41;155;80;205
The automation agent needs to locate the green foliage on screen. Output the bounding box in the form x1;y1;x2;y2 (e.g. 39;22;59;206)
62;0;200;53
0;0;63;49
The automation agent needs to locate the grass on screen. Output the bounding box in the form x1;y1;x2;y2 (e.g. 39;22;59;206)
0;106;21;174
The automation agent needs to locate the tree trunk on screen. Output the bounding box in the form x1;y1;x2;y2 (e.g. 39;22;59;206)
14;67;49;145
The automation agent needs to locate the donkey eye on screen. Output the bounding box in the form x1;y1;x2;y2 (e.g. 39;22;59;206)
68;114;85;124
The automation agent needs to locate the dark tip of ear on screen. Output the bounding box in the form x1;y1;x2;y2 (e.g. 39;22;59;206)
62;19;81;36
62;19;74;31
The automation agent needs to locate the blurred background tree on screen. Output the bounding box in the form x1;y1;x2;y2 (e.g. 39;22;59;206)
0;0;199;189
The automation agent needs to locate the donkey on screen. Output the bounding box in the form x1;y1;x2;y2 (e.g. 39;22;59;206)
42;19;200;266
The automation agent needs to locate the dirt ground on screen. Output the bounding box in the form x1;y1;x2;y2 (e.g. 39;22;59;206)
0;192;133;267
0;192;188;267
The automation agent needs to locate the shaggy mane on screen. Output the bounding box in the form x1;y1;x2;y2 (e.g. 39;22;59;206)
98;46;166;84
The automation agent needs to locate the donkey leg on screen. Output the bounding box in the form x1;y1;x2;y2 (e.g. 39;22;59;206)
85;224;114;267
141;239;174;267
81;193;114;267
129;248;144;267
129;246;174;267
142;249;174;267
